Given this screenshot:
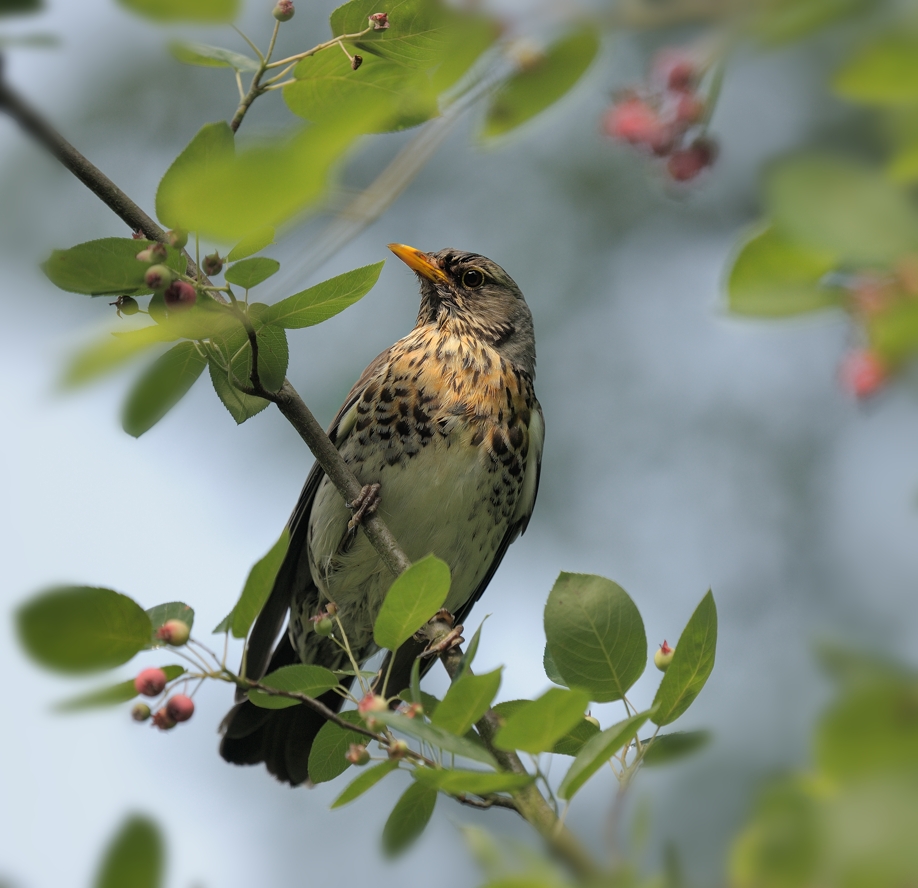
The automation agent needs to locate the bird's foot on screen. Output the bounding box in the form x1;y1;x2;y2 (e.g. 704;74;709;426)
347;483;381;532
417;609;465;657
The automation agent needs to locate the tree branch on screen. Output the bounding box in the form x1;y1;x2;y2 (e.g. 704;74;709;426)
439;647;602;882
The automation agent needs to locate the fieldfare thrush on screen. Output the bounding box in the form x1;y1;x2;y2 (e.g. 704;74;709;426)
220;245;544;784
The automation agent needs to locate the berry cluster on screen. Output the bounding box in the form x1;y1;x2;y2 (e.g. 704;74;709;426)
603;49;717;182
120;231;200;317
129;619;196;731
839;255;918;399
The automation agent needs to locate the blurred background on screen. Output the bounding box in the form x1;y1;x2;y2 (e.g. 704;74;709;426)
2;0;916;885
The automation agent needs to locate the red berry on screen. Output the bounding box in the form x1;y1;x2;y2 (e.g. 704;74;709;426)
165;694;195;723
144;264;173;290
666;138;717;181
163;280;197;311
273;0;294;21
653;50;698;92
134;667;167;697
603;97;674;154
152;708;177;730
840;350;887;399
155;618;190;646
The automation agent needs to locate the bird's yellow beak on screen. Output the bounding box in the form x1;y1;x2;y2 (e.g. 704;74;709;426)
388;243;450;285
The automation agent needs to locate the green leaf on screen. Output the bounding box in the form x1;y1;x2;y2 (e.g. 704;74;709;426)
224;257;280;290
412;767;533;795
866;298;918;365
247;664;340;709
454;617;486;682
145;602;194;646
63;325;172;388
0;0;43;17
755;0;868;45
209;303;289;396
56;665;185;712
261;262;384;329
834;34;918;106
642;730;711;767
370;711;497;767
169;40;258;72
332;760;400;808
121;342;206;438
308;710;366;783
558;710;649;800
431;668;501;737
42;238;185;296
116;0;238;22
765;154;918;265
491;700;602;756
543;573;647;703
651;590;718;726
285;49;438;134
727;226;842;317
231;528;290;641
207;357;270;424
17;586;152;674
373;555;450;651
382;782;437;857
154;121;364;242
482;26;600;139
890;144;918;184
398;688;442;717
494;687;590;754
227;226;275;262
543;645;568;686
94;815;163;888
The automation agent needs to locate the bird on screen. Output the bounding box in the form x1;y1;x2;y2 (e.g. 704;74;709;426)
220;244;543;784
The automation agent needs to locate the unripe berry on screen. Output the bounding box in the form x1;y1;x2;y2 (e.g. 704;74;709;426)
152;708;177;730
346;743;370;765
840;350;888;399
165;694;195;723
358;693;388;729
654;641;675;672
202;252;223;276
144;264;173;291
273;0;294;21
131;702;152;722
156;618;190;646
111;295;139;317
314;616;334;636
388;739;409;760
585;714;600;728
163;280;197;311
134;667;168;697
166;229;188;249
666;137;717;181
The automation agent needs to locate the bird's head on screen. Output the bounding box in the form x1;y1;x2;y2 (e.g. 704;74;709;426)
388;244;536;377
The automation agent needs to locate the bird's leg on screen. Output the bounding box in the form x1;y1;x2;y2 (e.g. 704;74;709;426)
417;609;465;657
347;482;381;533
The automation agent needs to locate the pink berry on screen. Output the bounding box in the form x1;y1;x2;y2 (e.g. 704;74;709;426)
654;50;697;92
273;0;294;21
666;138;717;181
152;708;176;730
134;667;167;697
144;264;173;290
603;97;673;154
163;280;197;311
155;618;191;646
368;11;389;29
165;694;195;723
840;350;888;399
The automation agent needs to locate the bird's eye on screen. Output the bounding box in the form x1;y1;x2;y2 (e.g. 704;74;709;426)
461;268;485;289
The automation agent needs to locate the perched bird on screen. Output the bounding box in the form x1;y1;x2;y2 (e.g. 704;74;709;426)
220;245;543;784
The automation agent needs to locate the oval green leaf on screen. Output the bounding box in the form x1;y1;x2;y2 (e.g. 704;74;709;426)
558;710;649;800
227;226;275;262
224;257;280;290
371;711;496;767
232;528;291;641
412;767;533;795
260;262;384;329
117;0;238;23
642;730;711;767
491;699;601;756
121;341;206;438
248;664;340;710
382;782;437;857
17;586;152;673
494;687;591;754
331;760;400;808
544;573;647;703
208;357;270;424
431;668;501;737
308;710;367;783
94;815;164;888
834;34;918;106
651;590;718;726
168;40;258;72
482;26;600;139
543;645;568;686
373;555;451;652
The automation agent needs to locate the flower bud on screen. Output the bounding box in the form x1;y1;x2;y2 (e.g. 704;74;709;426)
166;229;188;250
152;708;177;730
325;602;338;617
346;743;371;765
388;739;409;760
654;641;675;672
202;252;223;276
156;618;191;646
144;264;173;290
163;280;197;311
134;667;168;697
131;702;152;722
165;694;195;723
273;0;294;21
368;12;389;29
135;248;155;264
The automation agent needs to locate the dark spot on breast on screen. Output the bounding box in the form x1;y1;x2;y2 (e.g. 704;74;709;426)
377;428;392;441
394;386;408;398
508;425;524;450
380;387;394;403
396;419;411;437
376;413;397;426
491;430;508;456
362;384;376;403
356;417;371;432
508;458;521;476
520;409;531;425
470;428;484;447
399;400;409;416
413;405;429;425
